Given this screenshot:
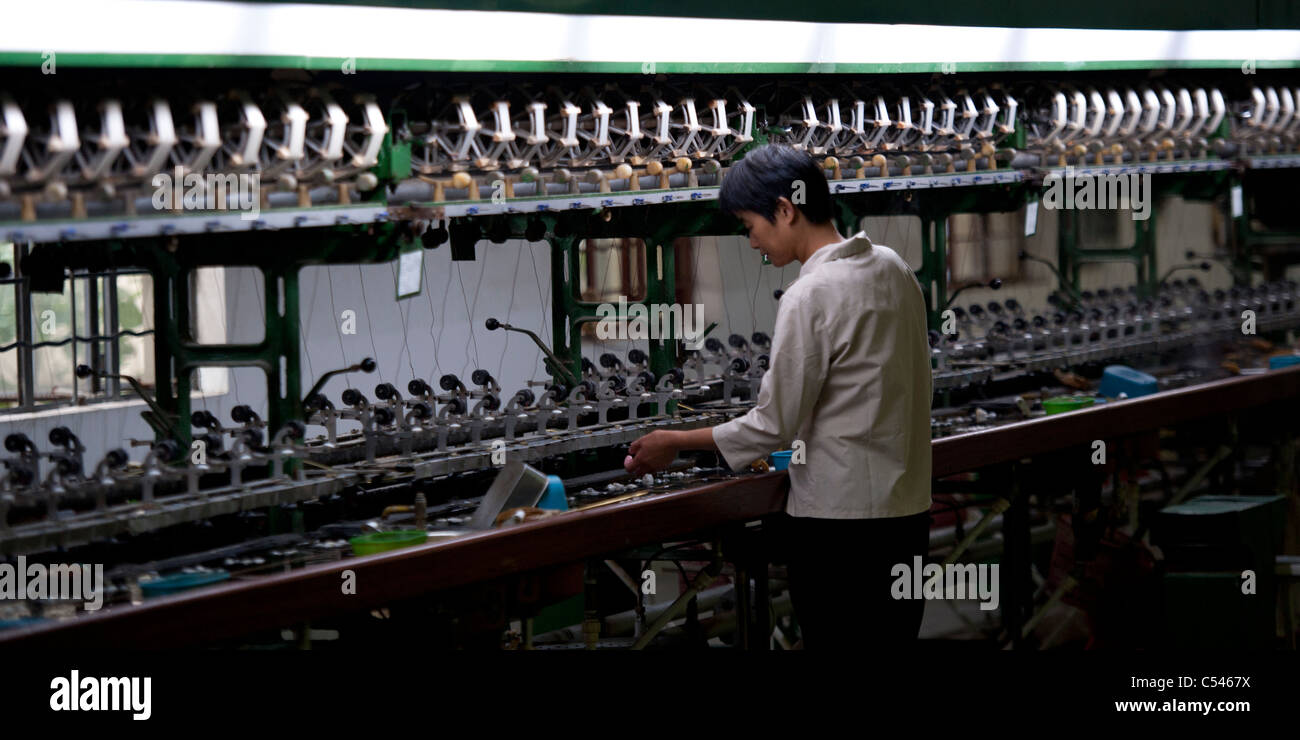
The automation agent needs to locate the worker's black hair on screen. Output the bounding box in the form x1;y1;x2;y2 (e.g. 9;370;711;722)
718;144;832;225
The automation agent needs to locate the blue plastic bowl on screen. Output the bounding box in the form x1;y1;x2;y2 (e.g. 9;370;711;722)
139;570;231;597
770;450;793;470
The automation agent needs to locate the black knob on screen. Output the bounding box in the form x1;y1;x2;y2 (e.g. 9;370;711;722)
75;364;95;379
359;358;377;373
5;434;32;453
485;317;501;331
1004;299;1019;312
49;426;72;447
773;289;784;300
422;225;449;248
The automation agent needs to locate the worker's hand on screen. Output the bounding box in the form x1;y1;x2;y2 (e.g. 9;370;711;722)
625;430;679;476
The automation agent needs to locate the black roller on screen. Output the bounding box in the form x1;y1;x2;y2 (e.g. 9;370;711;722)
481;394;501;411
444;397;466;415
546;384;568;401
599;353;621;369
280;420;306;438
341;388;365;407
666;368;685;385
730;357;750;373
752;332;771;346
373;407;395;426
627;348;647;365
408;379;432;396
231;405;256;424
637;370;656;387
756;354;769;370
704;337;724;353
375;382;398;400
304;393;332;411
8;465;33;486
439;374;462;392
152;439;182;461
49;426;73;447
728;333;747;348
411;401;434;420
471;369;493;387
104;449;128;468
513;389;535;406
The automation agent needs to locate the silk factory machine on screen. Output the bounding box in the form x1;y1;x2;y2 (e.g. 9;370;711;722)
0;1;1299;650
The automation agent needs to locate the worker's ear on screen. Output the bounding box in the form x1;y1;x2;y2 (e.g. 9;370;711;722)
774;197;798;226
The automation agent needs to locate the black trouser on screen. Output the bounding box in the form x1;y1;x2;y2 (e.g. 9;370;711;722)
778;511;931;649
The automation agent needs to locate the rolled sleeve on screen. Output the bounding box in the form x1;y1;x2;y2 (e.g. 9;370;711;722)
711;293;827;470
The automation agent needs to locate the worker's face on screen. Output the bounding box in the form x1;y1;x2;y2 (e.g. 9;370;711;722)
736;199;799;267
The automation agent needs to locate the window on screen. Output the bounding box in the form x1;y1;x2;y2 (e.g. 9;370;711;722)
0;242;156;413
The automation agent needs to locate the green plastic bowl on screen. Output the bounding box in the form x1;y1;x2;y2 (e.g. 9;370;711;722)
350;530;429;556
1042;395;1095;415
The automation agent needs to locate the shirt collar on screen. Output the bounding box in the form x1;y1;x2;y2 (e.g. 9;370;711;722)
792;230;873;280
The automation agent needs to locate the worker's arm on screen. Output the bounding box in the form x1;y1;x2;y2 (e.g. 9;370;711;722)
625;291;827;475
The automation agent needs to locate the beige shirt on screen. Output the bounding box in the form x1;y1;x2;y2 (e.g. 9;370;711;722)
711;231;933;519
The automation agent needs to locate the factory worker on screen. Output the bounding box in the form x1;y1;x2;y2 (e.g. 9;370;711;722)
625;144;933;648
